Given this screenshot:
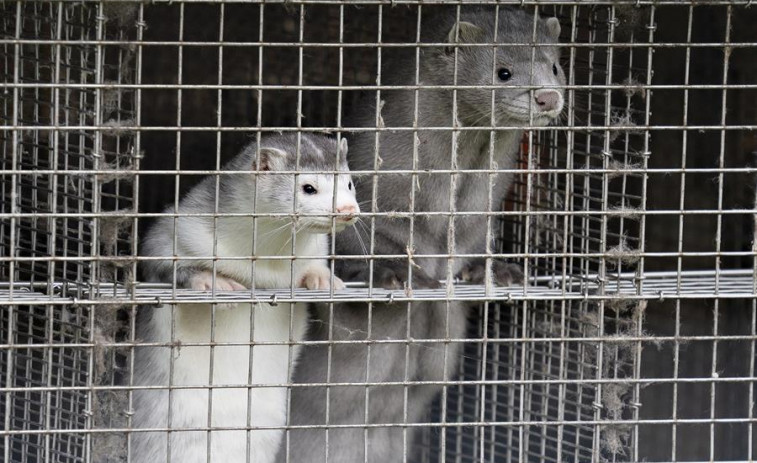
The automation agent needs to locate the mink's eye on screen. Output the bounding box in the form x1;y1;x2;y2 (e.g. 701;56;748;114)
497;68;512;82
552;63;558;76
348;181;353;191
302;184;317;195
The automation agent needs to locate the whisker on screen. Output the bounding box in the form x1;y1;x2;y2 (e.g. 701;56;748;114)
352;224;368;257
275;223;302;255
356;218;372;242
256;221;294;240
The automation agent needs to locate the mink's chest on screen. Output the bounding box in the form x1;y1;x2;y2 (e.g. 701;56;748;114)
454;129;521;214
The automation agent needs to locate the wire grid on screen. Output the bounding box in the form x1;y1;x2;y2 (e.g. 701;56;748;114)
439;5;648;462
1;1;756;463
1;1;139;461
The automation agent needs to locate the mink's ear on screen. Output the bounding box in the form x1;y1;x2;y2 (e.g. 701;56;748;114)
253;147;288;171
545;17;561;40
445;21;485;55
337;137;348;164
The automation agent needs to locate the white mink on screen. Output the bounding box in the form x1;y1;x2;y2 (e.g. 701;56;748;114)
132;134;359;463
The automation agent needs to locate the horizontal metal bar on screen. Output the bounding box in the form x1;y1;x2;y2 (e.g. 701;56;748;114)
31;0;757;6
0;375;753;395
4;167;757;176
2;39;756;49
1;209;755;220
0;252;754;267
1;270;754;304
6;269;750;288
2;416;756;437
1;293;752;305
3;124;755;131
2;333;756;351
0;292;748;306
0;251;754;265
3;82;757;91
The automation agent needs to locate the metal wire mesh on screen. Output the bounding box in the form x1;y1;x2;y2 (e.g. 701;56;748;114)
1;1;756;463
1;2;139;461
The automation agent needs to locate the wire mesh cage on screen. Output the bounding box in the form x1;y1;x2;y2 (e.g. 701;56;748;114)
1;1;756;463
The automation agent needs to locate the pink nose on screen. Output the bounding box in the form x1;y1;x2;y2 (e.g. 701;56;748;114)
534;90;561;112
336;204;356;220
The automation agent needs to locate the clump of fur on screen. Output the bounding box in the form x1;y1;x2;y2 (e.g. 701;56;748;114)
94;145;141;184
609;111;639;143
532;298;651;459
99;209;132;254
608;206;642;220
92;305;130;381
580;299;650;459
100;263;136;287
101;83;123;117
98;209;136;282
601;423;632;457
607;158;642;180
90;304;131;462
606;238;641;267
102;1;139;27
103;119;136;136
621;76;646;99
602;383;631;419
91;389;129;463
536;319;564;336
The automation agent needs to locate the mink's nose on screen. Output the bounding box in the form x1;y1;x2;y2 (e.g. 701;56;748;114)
336;204;357;221
534;90;561;112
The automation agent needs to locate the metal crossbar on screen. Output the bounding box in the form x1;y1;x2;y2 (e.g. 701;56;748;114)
1;269;755;306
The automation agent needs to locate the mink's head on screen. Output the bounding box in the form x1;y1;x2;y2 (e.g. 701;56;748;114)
245;134;359;233
423;8;565;127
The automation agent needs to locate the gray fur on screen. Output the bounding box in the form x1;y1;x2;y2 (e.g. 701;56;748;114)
280;7;564;463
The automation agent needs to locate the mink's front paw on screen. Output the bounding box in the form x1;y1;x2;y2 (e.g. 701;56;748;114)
370;261;440;290
187;270;246;309
458;258;524;286
299;266;345;290
336;259;440;290
189;270;247;291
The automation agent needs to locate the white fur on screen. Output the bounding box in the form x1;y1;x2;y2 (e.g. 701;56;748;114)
133;145;359;463
133;300;309;463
